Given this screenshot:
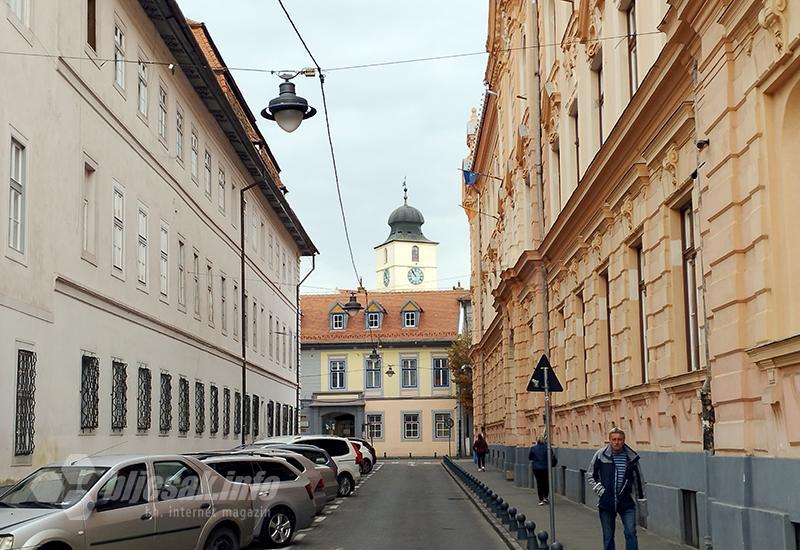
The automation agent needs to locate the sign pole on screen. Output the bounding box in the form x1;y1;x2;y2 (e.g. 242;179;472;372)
544;361;556;542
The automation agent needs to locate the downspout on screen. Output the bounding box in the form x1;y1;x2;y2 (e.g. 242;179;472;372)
296;254;316;434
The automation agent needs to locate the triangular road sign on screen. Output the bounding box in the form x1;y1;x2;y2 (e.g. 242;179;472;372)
526;354;564;392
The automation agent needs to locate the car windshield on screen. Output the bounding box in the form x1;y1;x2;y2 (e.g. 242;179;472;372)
0;466;108;509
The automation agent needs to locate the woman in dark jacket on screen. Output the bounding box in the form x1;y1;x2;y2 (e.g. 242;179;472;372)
473;434;489;471
529;436;557;504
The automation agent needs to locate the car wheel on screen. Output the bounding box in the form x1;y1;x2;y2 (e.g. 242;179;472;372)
263;507;295;548
204;527;239;550
337;473;354;497
363;458;373;474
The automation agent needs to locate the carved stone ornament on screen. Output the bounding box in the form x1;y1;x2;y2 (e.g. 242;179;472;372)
562;41;577;80
620;196;633;231
758;0;788;55
590;232;603;258
662;143;679;187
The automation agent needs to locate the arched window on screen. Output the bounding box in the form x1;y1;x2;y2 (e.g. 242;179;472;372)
384;248;388;263
411;245;419;262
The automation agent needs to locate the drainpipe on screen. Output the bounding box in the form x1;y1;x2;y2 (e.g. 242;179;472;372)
296;254;316;434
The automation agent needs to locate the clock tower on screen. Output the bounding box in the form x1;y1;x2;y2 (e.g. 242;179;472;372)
375;185;438;291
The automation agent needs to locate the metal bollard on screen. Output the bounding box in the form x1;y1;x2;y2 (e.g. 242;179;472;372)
494;496;504;515
488;491;496;509
550;543;563;550
516;512;527;540
536;530;549;550
498;501;509;521
506;506;517;528
525;520;537;550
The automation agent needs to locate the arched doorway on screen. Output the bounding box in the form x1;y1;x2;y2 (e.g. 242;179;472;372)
321;412;355;437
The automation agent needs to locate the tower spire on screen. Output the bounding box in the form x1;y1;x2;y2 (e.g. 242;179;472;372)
402;177;408;205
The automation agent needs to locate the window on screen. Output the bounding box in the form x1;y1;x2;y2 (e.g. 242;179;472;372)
259;221;265;258
681;204;701;372
190;129;199;181
233;283;239;337
267;401;275;437
366;357;381;389
137;60;148;117
136;208;148;285
268;234;274;269
367;311;381;329
330;360;346;390
114;25;125;89
411;245;419;262
282;250;287;281
288;330;293;368
80;354;100;430
260;307;265;356
154;461;201;501
175;107;184;162
433;357;449;387
282;323;287;365
159;225;168;298
601;270;613;391
14;348;36;456
159;372;172;433
207;264;214;325
252;396;260;437
112;187;124;272
252;212;259;253
194;381;204;434
111;361;127;431
82;162;96;256
268;313;273;357
218;166;226;213
331;312;345;330
403;413;420;439
275;401;282;436
366;413;383;440
635;242;649;383
178;377;189;434
401;358;418;388
137;365;151;431
243;394;251;436
570;105;580;183
193;252;200;317
626;1;639;95
403;311;418;328
86;0;97;50
96;463;148;509
282;403;289;435
593;54;604;144
252;299;258;351
222;387;230;436
8;139;26;253
220;275;227;332
434;412;452;439
578;290;588;397
233;391;241;435
204;150;212;198
158;86;167;142
177;240;186;306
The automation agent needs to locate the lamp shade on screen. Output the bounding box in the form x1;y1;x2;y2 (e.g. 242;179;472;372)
260;81;317;133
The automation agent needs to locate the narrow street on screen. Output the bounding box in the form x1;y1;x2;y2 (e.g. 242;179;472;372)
283;461;506;550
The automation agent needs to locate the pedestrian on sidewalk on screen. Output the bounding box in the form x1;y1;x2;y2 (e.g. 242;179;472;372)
473;433;488;471
588;427;647;550
528;435;557;505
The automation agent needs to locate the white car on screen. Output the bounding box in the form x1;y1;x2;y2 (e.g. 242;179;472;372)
255;435;362;497
351;441;375;474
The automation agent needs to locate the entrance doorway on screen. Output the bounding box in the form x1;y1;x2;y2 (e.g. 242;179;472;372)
322;413;355;437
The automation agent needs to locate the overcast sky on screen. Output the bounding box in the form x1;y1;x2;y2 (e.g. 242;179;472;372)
181;0;489;294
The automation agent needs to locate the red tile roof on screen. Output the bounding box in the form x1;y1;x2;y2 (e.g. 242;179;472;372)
301;289;469;345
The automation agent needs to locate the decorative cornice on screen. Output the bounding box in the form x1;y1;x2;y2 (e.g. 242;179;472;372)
747;333;800;370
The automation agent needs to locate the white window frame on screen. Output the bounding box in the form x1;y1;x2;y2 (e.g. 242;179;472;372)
159;223;169;300
329;360;346;390
190;128;199;182
177;238;186;307
433;411;452;440
204;150;212;198
401;357;418;389
233;283;239;338
268;313;273;358
193;250;200;319
331;313;345;330
365;358;381;390
81;155;98;262
175;105;184;163
114;24;125;91
7;0;27;24
136;206;148;287
433;357;450;388
220;274;227;333
268;234;274;269
207;262;214;326
158;84;167;143
403;310;418;328
137;58;148;118
8;137;27;256
366;311;381;329
111;183;125;276
218;165;226;214
402;412;421;440
366;413;384;441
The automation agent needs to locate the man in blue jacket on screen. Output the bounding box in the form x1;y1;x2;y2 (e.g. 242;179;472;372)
587;427;646;550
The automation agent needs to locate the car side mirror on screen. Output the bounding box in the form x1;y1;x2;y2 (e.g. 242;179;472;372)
315;457;327;465
93;498;115;512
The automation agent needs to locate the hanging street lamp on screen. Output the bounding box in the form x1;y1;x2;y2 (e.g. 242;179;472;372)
260;71;317;133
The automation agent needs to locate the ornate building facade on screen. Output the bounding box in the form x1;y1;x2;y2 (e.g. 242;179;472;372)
465;0;800;547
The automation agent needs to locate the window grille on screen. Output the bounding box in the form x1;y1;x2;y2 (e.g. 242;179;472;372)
367;414;383;439
195;381;205;434
282;404;289;435
252;396;260;437
178;377;190;434
209;385;218;435
111;361;127;430
222;388;230;436
267;401;274;437
159;372;172;432
137;366;151;431
434;413;452;439
243;394;251;436
80;354;100;430
15;349;36;456
233;392;241;435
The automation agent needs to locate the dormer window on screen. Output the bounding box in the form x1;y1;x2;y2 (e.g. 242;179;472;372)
367;311;381;329
331;312;345;330
403;311;417;328
411;245;419;262
365;301;385;330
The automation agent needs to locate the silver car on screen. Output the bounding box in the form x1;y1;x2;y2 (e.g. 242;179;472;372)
0;454;255;550
200;456;315;548
243;443;339;503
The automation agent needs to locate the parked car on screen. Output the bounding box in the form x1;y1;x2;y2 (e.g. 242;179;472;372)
199;455;315;548
241;443;339;503
350;441;375;474
255;435;362;497
0;454;255;550
348;437;378;465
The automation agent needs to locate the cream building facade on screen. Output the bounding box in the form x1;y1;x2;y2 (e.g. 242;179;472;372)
0;0;315;483
465;0;800;547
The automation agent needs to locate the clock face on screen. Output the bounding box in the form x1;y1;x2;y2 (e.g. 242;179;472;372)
407;267;424;285
383;269;390;287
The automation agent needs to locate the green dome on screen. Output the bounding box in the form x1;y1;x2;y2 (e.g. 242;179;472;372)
382;202;434;245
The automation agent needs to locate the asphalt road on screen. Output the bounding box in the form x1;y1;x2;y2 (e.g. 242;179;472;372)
284;461;507;550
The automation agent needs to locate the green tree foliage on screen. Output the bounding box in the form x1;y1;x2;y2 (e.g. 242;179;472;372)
447;336;473;413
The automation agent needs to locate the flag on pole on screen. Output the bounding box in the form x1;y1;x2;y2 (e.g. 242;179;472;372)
463;170;477;186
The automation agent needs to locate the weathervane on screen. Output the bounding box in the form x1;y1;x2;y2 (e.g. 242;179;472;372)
402;177;408;205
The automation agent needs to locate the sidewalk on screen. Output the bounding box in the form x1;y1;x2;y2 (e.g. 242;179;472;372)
456;459;690;550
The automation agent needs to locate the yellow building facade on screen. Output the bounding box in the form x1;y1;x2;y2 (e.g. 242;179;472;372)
465;0;800;547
